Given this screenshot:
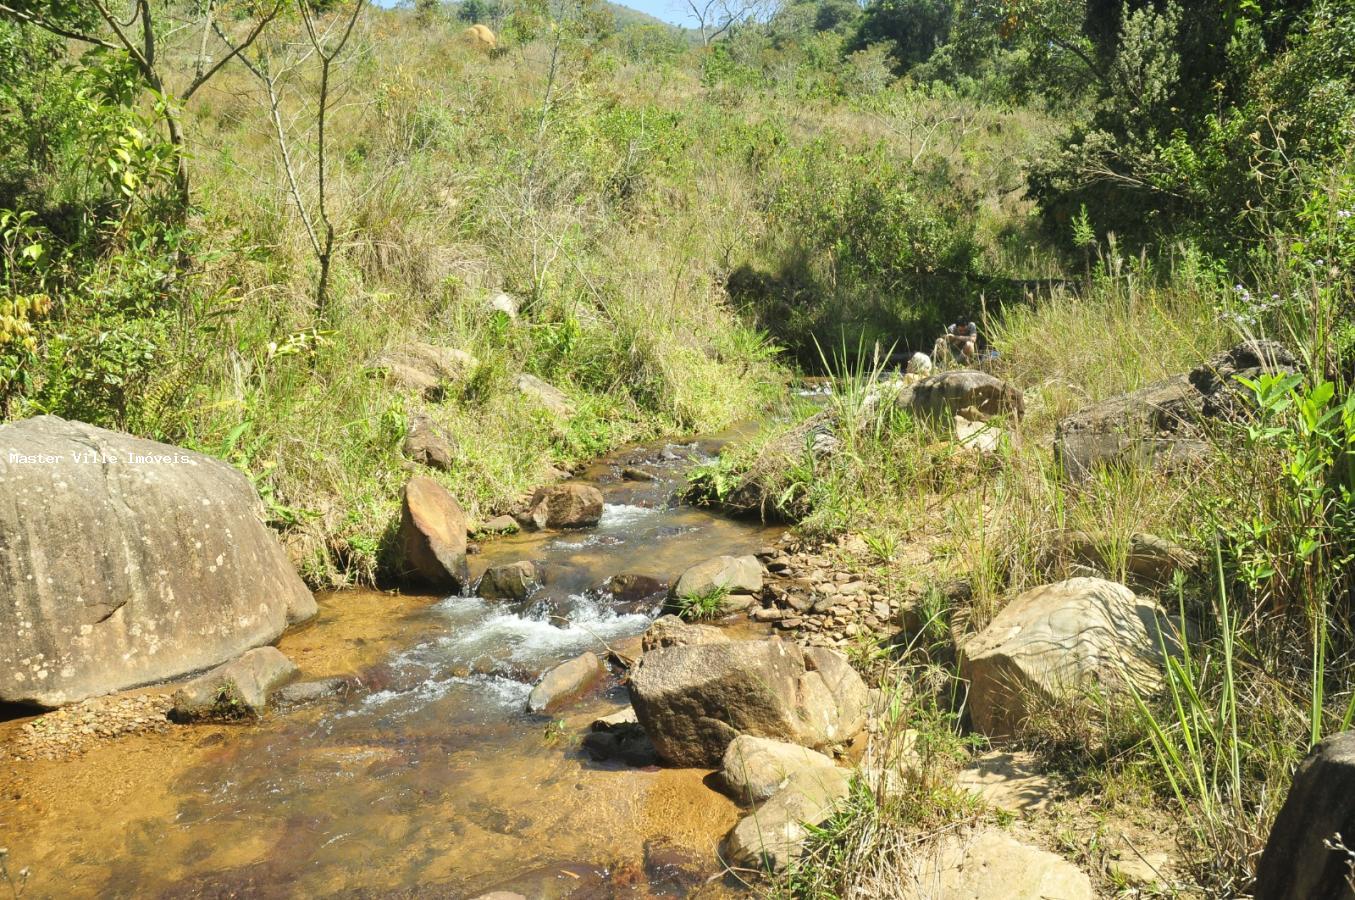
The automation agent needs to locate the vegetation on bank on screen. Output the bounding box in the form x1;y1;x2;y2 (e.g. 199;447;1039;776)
3;0;1355;895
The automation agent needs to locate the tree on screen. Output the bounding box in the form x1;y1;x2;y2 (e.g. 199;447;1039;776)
222;0;367;319
0;0;283;212
682;0;777;46
415;0;441;25
847;0;953;71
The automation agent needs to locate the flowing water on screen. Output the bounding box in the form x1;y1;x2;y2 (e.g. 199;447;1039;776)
0;431;783;899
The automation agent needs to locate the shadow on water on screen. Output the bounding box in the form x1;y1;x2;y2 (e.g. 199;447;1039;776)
3;430;782;899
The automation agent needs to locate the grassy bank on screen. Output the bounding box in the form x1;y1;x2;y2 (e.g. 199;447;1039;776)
699;241;1355;895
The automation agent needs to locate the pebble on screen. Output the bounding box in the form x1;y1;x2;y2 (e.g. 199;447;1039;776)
6;693;172;761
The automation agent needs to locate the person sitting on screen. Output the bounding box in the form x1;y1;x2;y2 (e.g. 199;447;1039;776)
933;319;978;366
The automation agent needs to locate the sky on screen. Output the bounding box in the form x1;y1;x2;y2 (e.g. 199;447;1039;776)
372;0;694;28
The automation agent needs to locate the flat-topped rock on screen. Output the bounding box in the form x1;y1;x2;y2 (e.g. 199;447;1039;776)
629;639;867;766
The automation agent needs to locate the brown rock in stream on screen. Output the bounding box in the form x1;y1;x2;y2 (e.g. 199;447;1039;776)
396;476;469;591
527;651;604;714
169;647;300;722
528;483;604;529
629;639;868;766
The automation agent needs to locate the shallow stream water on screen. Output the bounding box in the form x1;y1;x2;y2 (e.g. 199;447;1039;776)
0;431;783;899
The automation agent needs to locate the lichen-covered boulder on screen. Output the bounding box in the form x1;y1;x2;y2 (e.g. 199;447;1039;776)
0;416;316;707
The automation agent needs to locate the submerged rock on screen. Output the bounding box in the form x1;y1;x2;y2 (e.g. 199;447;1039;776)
0;415;316;707
582;714;659;767
960;577;1173;738
526;651;604;714
528;483;603;529
605;573;667;605
629;639;867;766
169;647;299;722
273;677;353;710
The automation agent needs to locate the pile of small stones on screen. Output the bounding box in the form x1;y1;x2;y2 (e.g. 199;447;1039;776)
6;693;172;761
750;537;915;649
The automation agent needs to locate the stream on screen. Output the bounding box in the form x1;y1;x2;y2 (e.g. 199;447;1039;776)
0;430;784;898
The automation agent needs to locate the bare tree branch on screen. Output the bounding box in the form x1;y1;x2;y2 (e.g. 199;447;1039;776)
184;0;284;99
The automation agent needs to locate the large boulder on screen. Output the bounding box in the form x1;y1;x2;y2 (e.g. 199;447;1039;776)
1254;730;1355;900
902;370;1025;421
396;476;469;591
906;827;1094;899
723;766;851;872
1055;340;1299;479
528;483;603;529
169;647;299;722
628;639;868;766
721;734;841;803
960;577;1173;738
0;416;316;707
526;651;604;714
